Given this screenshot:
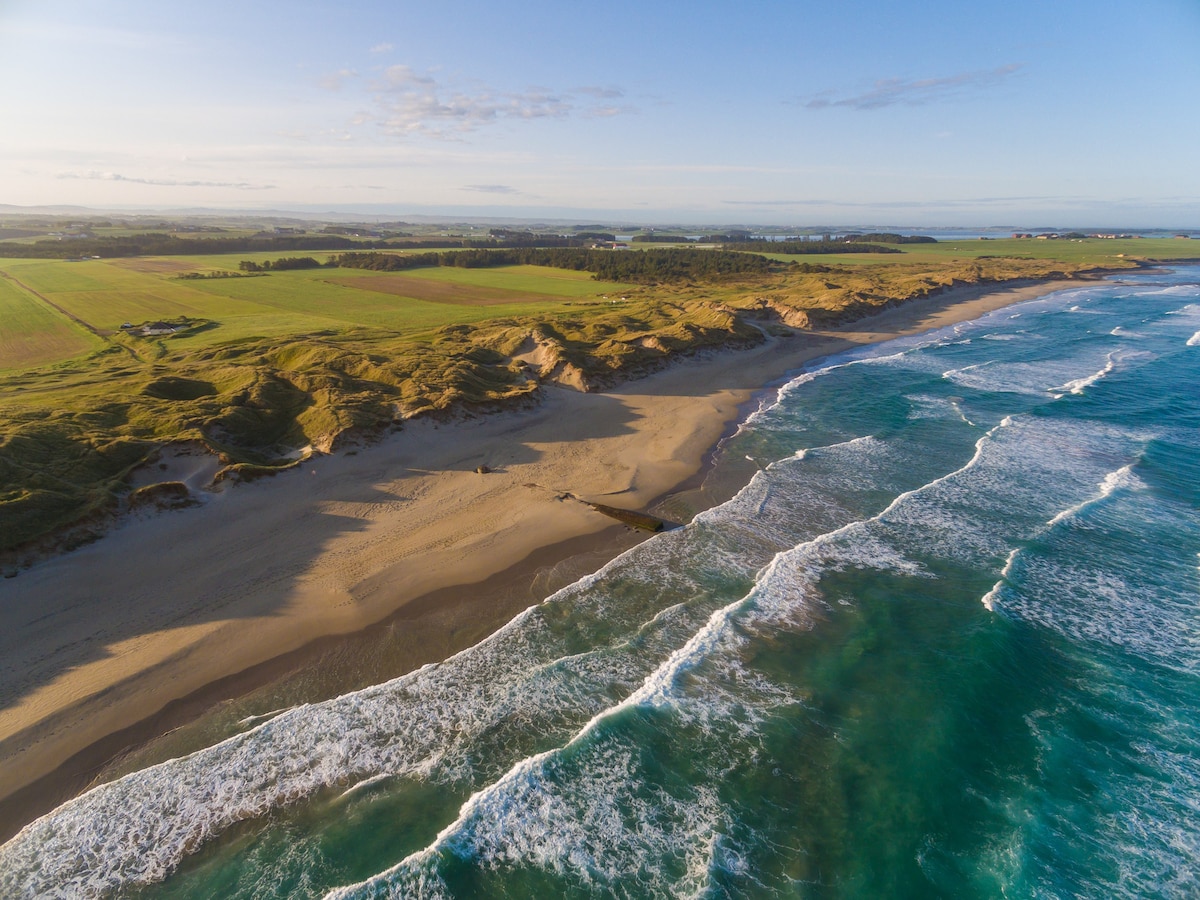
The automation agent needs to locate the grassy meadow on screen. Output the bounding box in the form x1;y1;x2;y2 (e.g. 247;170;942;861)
1;256;635;351
1;235;1196;557
752;236;1199;267
0;274;103;370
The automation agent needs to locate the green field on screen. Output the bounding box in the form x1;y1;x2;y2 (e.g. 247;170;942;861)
0;274;103;370
0;256;638;368
754;236;1200;267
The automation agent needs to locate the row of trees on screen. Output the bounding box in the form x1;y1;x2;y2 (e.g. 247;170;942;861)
719;240;902;255
0;229;937;261
332;247;778;283
631;234;692;243
843;233;937;244
0;232;599;260
237;256;323;272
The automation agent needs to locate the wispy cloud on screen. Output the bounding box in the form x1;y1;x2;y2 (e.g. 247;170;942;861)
804;64;1022;110
720;194;1077;209
319;68;359;91
574;85;625;99
57;171;276;190
369;42;393;54
462;184;521;195
367;67;630;138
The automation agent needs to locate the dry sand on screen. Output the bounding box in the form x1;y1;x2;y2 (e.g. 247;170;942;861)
0;278;1080;836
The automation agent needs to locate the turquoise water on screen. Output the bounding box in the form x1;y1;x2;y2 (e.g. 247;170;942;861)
3;268;1199;898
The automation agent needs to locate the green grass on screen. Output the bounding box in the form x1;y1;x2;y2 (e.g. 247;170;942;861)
0;275;103;370
0;256;638;352
378;263;634;297
755;237;1200;268
0;259;122;292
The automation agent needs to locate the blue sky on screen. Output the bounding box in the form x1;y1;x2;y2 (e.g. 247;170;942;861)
2;0;1198;225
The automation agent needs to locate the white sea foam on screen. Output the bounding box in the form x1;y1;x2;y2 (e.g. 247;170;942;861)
338;772;392;799
742;367;829;427
947;398;976;426
872;414;1150;576
942;361;988;379
1046;464;1138;527
747;344;923;428
1053;352;1117;397
1134;284;1200;298
237;706;294;728
982;548;1022;611
1188;331;1200;346
944;359;1083;397
998;485;1200;674
905;393;962;421
767;434;875;472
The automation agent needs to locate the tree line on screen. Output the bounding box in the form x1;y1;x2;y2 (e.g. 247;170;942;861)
719;240;902;255
843;233;937;244
238;256;324;272
331;247;778;283
0;232;596;260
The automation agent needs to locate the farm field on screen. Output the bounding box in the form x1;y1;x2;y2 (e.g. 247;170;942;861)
0;256;638;369
0;273;103;370
755;236;1200;267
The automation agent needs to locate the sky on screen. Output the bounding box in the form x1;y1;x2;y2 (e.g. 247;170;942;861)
1;0;1199;226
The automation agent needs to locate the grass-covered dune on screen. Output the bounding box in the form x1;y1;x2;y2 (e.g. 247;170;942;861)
2;239;1190;559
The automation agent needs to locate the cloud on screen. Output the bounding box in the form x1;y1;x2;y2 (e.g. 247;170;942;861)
804;64;1022;110
719;194;1088;210
369;42;394;54
57;171;276;190
574;85;625;99
368;67;629;138
320;68;359;91
462;184;521;195
586;105;631;119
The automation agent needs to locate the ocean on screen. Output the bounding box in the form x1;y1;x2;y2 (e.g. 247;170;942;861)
2;266;1199;898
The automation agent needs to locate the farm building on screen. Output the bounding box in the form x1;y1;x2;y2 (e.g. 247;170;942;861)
140;322;180;336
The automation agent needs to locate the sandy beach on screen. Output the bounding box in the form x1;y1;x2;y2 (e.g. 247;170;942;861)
0;278;1082;838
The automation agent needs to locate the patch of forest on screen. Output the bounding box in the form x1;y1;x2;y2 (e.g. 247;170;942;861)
0;232;595;260
330;247;778;283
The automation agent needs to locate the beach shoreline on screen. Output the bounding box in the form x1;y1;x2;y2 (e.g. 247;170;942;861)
0;276;1089;841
